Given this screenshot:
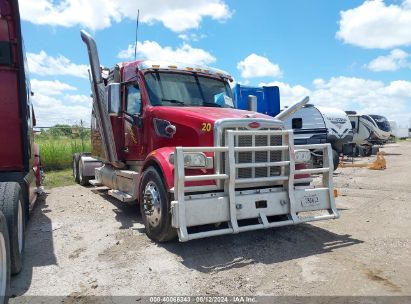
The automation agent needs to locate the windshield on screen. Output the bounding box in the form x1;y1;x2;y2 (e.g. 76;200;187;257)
369;115;391;132
144;71;234;108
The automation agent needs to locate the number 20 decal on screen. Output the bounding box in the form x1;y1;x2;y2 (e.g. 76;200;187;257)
201;123;212;132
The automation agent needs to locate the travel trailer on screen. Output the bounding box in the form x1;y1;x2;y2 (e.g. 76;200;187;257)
388;120;408;140
283;105;353;150
348;113;391;145
283;105;353;170
346;112;392;156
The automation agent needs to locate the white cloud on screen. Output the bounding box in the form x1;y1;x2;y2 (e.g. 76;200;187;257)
27;50;88;78
261;76;411;125
237;54;282;79
64;94;91;104
178;33;207;42
311;76;383;106
178;34;189;41
34;102;91;127
382;80;411;98
118;40;216;66
237;79;250;86
259;81;310;107
337;0;411;49
30;79;76;95
19;0;232;32
366;49;411;72
30;79;91;127
312;78;326;88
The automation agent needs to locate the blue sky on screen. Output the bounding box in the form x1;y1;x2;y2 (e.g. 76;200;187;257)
19;0;411;127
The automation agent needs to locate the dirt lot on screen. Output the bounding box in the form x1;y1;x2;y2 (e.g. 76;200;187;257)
9;141;411;299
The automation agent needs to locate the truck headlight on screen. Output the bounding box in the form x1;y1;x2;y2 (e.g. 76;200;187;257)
184;153;206;167
169;152;214;169
294;149;311;164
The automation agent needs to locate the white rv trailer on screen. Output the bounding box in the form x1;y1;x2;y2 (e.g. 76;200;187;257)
388;120;408;139
346;113;392;156
282;104;328;145
348;113;391;145
284;105;353;170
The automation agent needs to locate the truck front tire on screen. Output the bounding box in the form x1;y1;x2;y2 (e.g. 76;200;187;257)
140;167;176;242
0;182;25;275
0;211;10;304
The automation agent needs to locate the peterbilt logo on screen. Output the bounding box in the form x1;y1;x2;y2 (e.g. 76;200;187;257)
328;117;346;129
248;121;260;128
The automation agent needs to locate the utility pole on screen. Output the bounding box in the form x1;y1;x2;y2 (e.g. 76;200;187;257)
80;119;85;151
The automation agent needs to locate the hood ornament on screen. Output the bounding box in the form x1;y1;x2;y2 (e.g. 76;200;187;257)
244;113;257;118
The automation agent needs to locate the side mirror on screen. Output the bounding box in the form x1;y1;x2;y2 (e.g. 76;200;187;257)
106;83;121;115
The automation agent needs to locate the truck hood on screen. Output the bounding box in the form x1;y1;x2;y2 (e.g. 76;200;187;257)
147;106;283;155
150;106;275;123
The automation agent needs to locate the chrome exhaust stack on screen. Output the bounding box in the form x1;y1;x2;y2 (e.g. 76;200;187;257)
275;96;309;121
248;95;258;112
80;30;124;168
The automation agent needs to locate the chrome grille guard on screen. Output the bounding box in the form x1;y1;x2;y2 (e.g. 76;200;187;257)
171;129;339;242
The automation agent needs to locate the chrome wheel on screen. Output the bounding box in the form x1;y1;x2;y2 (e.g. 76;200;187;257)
143;182;162;228
0;232;6;300
17;200;23;254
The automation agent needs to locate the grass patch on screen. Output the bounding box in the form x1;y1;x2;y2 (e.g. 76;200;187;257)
43;169;76;188
36;136;91;171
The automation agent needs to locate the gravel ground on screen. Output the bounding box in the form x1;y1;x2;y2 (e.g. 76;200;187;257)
9;141;411;299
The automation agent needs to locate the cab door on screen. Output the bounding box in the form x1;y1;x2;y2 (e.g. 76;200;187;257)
123;82;145;160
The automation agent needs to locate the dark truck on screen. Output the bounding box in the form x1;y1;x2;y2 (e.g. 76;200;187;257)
0;0;42;302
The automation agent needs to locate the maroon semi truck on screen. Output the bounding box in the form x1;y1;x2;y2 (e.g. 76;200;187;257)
74;31;339;243
0;0;42;301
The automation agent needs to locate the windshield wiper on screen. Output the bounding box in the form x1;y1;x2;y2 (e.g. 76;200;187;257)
202;101;222;107
161;98;185;105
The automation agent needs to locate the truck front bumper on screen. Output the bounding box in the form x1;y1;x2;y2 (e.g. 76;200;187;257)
171;130;339;242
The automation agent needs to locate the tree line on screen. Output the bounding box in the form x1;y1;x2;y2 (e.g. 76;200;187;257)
36;124;91;139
